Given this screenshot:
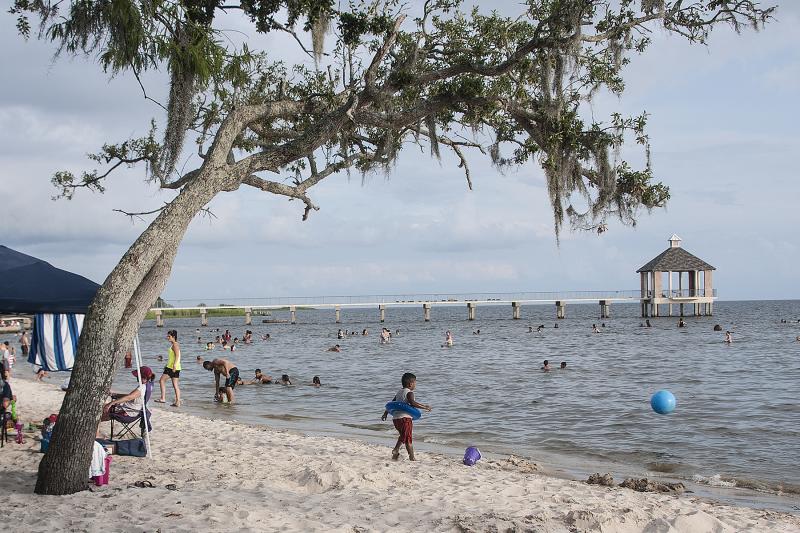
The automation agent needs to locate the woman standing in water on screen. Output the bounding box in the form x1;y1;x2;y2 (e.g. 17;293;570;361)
156;329;182;406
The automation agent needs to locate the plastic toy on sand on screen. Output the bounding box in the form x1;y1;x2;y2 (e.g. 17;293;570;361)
650;390;676;414
463;447;481;466
385;401;421;420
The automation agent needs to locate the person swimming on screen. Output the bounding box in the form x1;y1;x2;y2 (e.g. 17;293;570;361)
592;324;600;333
312;376;321;387
250;369;272;384
725;331;733;343
560;361;567;369
444;330;454;347
280;374;292;385
327;344;341;352
541;360;550;371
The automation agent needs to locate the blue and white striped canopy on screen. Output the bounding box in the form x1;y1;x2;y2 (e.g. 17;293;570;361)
27;313;84;371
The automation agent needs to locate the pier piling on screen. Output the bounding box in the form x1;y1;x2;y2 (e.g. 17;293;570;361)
467;302;477;321
335;305;341;323
555;301;566;319
512;302;521;319
200;309;208;327
379;304;385;323
244;308;252;326
423;303;431;322
155;310;164;328
289;306;296;324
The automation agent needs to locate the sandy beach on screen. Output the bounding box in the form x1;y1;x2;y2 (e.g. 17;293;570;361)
1;378;798;533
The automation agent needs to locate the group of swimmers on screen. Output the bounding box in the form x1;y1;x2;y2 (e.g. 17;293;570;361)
337;328;370;339
195;356;321;404
540;360;567;371
331;327;399;347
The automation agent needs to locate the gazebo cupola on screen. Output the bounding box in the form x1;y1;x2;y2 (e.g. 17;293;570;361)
637;235;716;317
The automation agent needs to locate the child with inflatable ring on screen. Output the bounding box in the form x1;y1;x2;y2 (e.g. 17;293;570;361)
381;372;432;461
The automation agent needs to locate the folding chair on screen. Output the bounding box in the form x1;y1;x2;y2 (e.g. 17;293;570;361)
110;381;153;440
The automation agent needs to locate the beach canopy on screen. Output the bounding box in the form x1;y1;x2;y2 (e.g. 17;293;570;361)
0;245;99;371
0;245;100;314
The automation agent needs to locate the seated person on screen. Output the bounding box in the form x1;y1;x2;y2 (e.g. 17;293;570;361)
250;369;272;384
1;369;14;418
101;366;154;421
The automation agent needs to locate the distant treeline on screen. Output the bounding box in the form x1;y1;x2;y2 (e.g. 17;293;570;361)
145;307;306;319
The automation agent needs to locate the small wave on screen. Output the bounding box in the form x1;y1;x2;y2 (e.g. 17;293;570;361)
421;436;451;445
341;423;385;432
691;474;800;495
260;413;314;421
692;474;737;488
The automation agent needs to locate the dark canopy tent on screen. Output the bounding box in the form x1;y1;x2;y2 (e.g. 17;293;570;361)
0;245;100;371
0;245;99;314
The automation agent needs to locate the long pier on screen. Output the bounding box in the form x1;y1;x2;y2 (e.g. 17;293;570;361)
150;289;716;326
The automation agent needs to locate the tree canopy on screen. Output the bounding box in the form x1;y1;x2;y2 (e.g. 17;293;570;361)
12;0;773;237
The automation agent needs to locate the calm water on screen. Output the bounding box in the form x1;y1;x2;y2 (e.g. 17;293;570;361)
129;300;800;508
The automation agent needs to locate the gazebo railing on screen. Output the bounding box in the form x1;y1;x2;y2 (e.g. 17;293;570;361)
645;288;716;298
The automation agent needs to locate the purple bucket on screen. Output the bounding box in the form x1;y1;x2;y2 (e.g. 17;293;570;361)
463;446;481;466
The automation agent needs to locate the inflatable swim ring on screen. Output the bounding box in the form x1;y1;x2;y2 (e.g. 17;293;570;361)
385;401;421;420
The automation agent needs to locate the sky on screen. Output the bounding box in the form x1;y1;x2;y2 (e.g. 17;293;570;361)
1;2;798;304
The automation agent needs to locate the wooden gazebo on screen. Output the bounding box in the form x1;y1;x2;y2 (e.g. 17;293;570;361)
637;235;715;317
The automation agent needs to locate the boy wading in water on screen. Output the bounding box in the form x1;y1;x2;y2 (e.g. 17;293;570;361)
381;372;432;461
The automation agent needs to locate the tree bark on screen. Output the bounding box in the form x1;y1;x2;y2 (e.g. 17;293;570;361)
35;156;241;494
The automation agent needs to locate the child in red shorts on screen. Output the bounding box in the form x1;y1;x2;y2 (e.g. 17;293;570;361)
381;372;432;461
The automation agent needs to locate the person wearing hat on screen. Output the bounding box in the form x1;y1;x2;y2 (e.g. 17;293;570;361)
101;366;155;421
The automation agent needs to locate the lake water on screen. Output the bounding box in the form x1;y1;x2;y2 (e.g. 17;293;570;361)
129;300;800;510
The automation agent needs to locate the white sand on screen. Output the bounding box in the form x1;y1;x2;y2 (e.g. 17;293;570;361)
1;378;798;532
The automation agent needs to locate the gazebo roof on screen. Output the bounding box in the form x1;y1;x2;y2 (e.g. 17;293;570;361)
637;246;715;273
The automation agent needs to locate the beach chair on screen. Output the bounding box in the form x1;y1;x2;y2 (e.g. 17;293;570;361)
110;381;153;440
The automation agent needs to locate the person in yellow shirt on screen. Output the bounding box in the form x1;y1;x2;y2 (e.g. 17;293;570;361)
155;329;182;406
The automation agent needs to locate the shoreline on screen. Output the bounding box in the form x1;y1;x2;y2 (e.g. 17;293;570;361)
1;378;798;532
173;392;800;514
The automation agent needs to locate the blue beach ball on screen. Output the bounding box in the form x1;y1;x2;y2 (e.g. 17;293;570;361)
650;390;676;414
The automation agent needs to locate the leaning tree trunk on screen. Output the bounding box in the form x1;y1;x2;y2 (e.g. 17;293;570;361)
34;142;245;494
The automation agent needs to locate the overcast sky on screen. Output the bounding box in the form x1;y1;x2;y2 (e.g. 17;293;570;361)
2;3;798;303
